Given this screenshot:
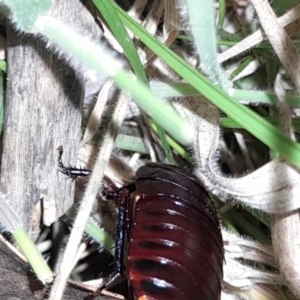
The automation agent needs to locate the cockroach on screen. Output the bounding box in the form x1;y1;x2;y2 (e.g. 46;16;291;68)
57;146;224;300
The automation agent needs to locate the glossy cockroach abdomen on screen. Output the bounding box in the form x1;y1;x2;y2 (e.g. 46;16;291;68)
56;148;223;300
127;163;224;300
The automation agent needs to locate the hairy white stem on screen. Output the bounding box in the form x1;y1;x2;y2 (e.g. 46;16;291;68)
174;97;300;214
274;69;295;140
223;230;275;267
48;92;129;300
80;79;114;147
271;212;300;298
234;131;255;171
270;68;300;298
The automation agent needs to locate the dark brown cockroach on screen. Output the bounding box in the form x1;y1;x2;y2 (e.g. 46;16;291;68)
57;146;224;300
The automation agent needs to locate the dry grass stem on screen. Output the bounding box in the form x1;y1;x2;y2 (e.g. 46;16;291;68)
269;69;300;298
218;3;300;63
250;0;300;93
80;79;114;147
48;92;129;300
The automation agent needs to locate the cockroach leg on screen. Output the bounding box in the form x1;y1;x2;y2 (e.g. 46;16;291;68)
95;194;129;296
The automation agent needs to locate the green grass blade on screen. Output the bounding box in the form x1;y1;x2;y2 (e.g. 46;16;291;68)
115;134;149;154
185;0;231;90
150;82;300;106
13;228;53;284
0;192;53;284
34;16;194;145
217;0;226;28
94;0;173;162
220;117;300;131
84;221;115;256
114;3;300;169
92;0;148;84
0;60;6;72
228;57;253;80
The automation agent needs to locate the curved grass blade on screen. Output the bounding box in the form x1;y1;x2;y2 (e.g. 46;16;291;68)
114;3;300;169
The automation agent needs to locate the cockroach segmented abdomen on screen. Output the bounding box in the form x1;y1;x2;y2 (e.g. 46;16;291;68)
56;148;224;300
127;163;224;300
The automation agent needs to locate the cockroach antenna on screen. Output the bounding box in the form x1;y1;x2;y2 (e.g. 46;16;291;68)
57;146;91;178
